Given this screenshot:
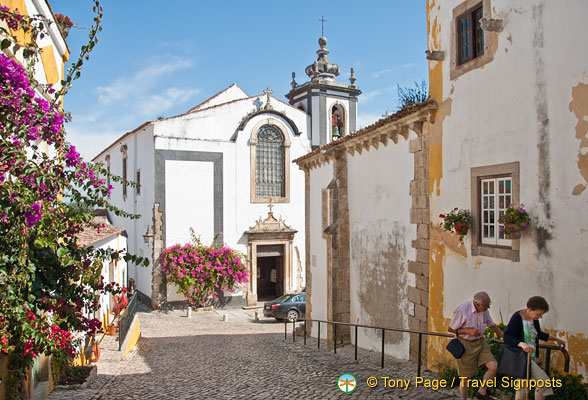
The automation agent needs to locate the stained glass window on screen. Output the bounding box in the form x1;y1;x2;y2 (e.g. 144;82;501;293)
256;125;285;198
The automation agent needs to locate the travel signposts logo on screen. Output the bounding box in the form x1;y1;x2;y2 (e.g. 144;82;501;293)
338;373;357;393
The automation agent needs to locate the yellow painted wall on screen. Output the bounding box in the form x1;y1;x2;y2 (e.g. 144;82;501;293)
121;318;141;360
40;45;59;85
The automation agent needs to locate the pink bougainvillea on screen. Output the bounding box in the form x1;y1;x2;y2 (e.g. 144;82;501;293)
161;239;248;307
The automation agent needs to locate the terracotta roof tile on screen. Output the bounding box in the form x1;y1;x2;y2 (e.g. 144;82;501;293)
76;218;125;247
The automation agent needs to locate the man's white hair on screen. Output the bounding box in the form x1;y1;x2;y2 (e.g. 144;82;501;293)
473;291;490;304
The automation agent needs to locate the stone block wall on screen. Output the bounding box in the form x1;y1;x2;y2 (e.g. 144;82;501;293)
408;128;430;363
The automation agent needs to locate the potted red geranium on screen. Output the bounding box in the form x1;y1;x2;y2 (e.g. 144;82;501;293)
439;208;471;242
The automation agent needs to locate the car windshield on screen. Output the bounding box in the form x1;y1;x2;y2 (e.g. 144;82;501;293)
274;294;292;303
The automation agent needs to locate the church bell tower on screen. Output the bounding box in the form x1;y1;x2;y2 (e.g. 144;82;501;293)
286;36;361;149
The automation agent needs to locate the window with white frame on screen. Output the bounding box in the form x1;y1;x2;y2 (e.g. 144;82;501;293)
471;162;519;261
480;177;512;246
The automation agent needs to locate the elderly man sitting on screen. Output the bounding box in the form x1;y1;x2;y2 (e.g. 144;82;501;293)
449;291;504;400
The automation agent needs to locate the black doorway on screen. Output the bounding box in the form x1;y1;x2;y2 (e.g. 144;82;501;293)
256;245;284;300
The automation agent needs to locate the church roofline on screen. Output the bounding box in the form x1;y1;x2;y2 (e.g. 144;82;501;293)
186;83;248;113
293;100;437;169
159;90;306;123
92;90;307;161
92;120;153;162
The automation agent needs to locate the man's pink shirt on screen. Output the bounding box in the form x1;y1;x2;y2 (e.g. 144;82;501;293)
449;301;495;340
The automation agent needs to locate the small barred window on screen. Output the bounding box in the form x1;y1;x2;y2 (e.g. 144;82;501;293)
256;125;285;198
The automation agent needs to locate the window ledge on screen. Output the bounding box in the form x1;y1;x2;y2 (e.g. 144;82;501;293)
252;196;289;204
471;244;519;262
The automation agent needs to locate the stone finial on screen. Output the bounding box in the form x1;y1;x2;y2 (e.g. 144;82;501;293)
291;72;297;89
263;86;273;110
349;67;356;88
305;36;340;80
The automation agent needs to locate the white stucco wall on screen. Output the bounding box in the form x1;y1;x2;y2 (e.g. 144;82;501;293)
307;162;334;339
428;0;588;375
92;233;127;323
347;133;417;359
165;160;214;245
93;126;155;298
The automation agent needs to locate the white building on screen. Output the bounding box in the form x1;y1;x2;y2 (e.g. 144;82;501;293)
93;37;361;308
295;0;588;379
76;210;128;338
425;0;588;377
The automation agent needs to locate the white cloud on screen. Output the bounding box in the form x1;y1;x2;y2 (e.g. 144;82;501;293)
359;89;384;104
357;112;384;130
137;87;201;117
64;56;202;158
96;57;194;105
370;62;419;79
65;127;124;161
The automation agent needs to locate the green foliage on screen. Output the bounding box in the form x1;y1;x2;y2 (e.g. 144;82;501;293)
499;204;531;235
0;2;148;397
437;364;460;387
397;80;429;110
439;208;471;241
552;371;588;400
50;348;71;385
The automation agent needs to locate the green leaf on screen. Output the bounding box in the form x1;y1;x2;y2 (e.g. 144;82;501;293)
1;39;10;50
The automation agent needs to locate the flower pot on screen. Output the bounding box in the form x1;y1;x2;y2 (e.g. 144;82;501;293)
456;227;469;236
108;325;116;336
90;342;101;362
504;223;522;239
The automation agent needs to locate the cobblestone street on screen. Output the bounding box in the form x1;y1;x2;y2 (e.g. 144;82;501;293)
47;308;459;399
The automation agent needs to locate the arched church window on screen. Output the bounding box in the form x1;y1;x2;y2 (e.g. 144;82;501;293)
256;125;285;198
331;105;345;139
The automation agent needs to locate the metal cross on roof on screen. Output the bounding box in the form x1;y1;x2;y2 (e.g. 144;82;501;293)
319;16;327;37
267;198;274;213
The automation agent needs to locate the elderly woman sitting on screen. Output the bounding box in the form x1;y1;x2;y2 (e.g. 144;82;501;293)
113;287;128;317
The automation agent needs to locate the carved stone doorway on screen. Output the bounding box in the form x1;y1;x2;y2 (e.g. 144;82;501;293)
245;206;297;306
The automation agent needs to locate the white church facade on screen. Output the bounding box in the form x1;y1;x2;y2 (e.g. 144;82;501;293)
93;37;360;308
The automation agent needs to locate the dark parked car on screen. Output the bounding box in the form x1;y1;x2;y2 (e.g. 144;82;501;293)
263;293;306;321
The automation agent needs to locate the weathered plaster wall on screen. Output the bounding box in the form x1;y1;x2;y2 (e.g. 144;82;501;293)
347;137;416;359
307;162;334;339
426;0;588;376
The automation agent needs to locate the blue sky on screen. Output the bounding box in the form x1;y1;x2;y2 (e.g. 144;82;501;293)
50;1;428;160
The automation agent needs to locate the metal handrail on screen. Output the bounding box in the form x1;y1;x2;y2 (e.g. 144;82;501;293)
284;317;453;376
490;339;570;375
284;318;571;377
118;294;138;351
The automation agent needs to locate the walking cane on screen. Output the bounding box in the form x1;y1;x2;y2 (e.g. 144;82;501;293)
525;351;531;400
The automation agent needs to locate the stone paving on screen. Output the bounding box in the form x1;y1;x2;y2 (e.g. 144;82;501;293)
46;307;460;399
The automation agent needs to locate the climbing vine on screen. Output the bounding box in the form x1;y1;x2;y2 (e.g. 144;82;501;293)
0;2;147;398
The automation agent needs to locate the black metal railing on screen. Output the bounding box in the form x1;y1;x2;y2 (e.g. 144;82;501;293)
284;318;570;377
118;294;138;351
284;318;453;376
